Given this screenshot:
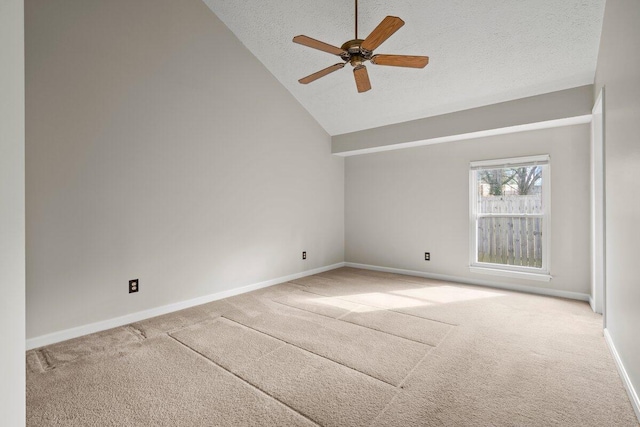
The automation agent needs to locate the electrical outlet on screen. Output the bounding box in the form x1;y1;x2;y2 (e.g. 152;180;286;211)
302;251;307;260
425;252;430;261
129;279;139;293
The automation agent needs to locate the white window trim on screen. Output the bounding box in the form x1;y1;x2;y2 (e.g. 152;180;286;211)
469;155;551;279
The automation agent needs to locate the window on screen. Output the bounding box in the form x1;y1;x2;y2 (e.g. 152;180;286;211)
469;155;550;280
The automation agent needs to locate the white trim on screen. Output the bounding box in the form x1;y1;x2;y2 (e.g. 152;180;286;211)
470;154;550;169
604;329;640;422
589;296;595;312
542;161;551;272
590;88;606;316
26;262;346;350
345;262;589;301
469;266;552;282
334;115;592;157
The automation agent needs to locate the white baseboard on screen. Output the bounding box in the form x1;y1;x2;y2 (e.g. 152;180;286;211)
345;262;590;302
589;296;596;312
604;329;640;422
26;262;346;350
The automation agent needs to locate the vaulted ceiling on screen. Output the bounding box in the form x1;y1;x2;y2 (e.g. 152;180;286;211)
202;0;605;136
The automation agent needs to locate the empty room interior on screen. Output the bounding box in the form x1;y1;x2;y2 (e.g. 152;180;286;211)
3;0;640;425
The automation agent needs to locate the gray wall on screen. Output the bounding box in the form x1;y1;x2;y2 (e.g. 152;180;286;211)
346;124;591;295
594;0;640;412
0;0;26;422
333;85;593;155
26;0;344;339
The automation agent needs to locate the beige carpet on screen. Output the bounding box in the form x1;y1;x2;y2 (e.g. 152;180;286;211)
26;267;639;426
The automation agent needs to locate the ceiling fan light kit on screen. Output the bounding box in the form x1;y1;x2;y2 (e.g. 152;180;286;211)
293;0;429;93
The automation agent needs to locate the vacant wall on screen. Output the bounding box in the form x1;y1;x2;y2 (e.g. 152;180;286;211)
594;0;640;415
0;0;26;422
26;0;344;339
346;124;590;295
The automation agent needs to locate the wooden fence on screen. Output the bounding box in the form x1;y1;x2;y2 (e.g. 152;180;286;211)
477;196;543;267
480;194;542;214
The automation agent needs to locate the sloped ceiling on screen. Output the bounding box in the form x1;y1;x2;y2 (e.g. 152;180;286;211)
202;0;605;136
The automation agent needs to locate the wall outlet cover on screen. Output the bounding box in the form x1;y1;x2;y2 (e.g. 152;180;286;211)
129;279;139;293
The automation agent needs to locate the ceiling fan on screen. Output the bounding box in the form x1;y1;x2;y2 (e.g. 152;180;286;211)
293;0;429;93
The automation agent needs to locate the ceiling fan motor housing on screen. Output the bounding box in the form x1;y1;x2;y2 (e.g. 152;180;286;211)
340;39;373;66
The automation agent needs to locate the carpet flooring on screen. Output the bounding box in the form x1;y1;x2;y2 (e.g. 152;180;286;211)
26;267;639;426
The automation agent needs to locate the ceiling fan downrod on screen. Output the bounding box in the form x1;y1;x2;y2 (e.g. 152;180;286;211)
355;0;358;39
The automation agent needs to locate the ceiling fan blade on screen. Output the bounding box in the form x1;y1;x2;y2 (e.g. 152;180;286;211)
361;16;405;52
293;35;346;56
353;65;371;93
371;54;429;68
298;63;346;84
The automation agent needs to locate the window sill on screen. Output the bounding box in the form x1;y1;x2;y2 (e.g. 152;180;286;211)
469;266;552;282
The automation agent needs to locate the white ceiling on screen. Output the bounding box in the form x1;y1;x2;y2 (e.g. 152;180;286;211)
202;0;605;136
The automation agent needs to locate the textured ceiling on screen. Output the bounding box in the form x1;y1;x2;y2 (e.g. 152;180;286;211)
202;0;605;136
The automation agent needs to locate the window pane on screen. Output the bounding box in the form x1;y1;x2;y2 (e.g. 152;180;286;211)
477;216;543;268
476;166;543;214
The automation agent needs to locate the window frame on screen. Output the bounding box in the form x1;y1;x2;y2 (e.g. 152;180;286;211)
469;155;552;281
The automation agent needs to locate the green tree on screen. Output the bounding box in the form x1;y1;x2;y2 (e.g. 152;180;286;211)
480;169;514;195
